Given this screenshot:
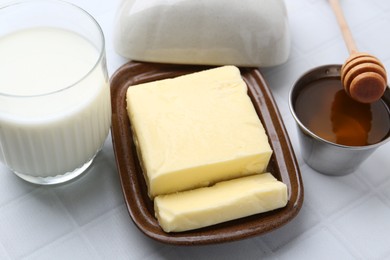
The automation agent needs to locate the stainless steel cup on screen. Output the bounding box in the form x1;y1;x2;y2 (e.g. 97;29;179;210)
289;64;390;176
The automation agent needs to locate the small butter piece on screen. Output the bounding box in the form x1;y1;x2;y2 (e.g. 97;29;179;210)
126;66;272;198
154;173;288;232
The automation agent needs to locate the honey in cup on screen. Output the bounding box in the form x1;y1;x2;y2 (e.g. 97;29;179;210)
294;78;390;146
290;65;390;175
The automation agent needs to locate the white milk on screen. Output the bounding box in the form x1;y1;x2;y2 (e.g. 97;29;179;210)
0;27;111;179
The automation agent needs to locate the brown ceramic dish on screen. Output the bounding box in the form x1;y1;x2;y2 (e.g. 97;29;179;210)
110;61;304;245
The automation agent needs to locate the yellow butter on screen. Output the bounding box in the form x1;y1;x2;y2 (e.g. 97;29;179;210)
154;173;288;232
126;66;272;198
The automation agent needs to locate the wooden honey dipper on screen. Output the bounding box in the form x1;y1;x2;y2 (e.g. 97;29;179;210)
329;0;387;103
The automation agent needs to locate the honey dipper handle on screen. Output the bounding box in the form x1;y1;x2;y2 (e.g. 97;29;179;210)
329;0;358;54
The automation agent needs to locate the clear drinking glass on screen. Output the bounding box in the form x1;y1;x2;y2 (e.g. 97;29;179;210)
0;0;111;184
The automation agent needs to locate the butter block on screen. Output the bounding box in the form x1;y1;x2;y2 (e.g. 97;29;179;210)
154;173;288;232
126;66;273;198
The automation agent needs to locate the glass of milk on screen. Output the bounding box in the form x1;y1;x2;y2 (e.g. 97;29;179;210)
0;0;112;184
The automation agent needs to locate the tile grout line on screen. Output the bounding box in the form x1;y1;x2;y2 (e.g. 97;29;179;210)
307;200;367;259
0;240;12;260
253;235;281;258
297;170;373;258
23;199;128;259
0;182;38;209
309;171;390;259
354;171;390;204
20;187;102;259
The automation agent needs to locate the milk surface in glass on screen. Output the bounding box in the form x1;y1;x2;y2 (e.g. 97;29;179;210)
0;27;111;184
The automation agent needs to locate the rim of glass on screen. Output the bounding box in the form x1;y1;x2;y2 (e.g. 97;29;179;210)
0;0;105;98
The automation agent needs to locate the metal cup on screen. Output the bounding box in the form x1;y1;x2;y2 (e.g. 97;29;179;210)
289;65;390;176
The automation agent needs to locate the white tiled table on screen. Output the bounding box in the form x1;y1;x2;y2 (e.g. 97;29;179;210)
1;0;390;259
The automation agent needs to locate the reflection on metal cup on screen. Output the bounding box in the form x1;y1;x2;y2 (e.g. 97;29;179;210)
289;65;390;176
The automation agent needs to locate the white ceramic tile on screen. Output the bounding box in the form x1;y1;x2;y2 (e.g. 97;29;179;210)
379;181;390;208
54;149;124;226
308;39;349;66
277;227;357;260
0;189;74;259
384;58;390;75
83;206;163;260
262;57;314;102
333;196;390;259
142;247;176;260
371;0;390;11
352;17;390;61
266;85;291;119
300;165;369;216
0;242;11;260
288;4;338;54
355;144;390;188
24;233;99;260
281;116;305;166
0;165;37;207
260;204;320;251
151;239;270;260
284;0;314;15
338;0;383;28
